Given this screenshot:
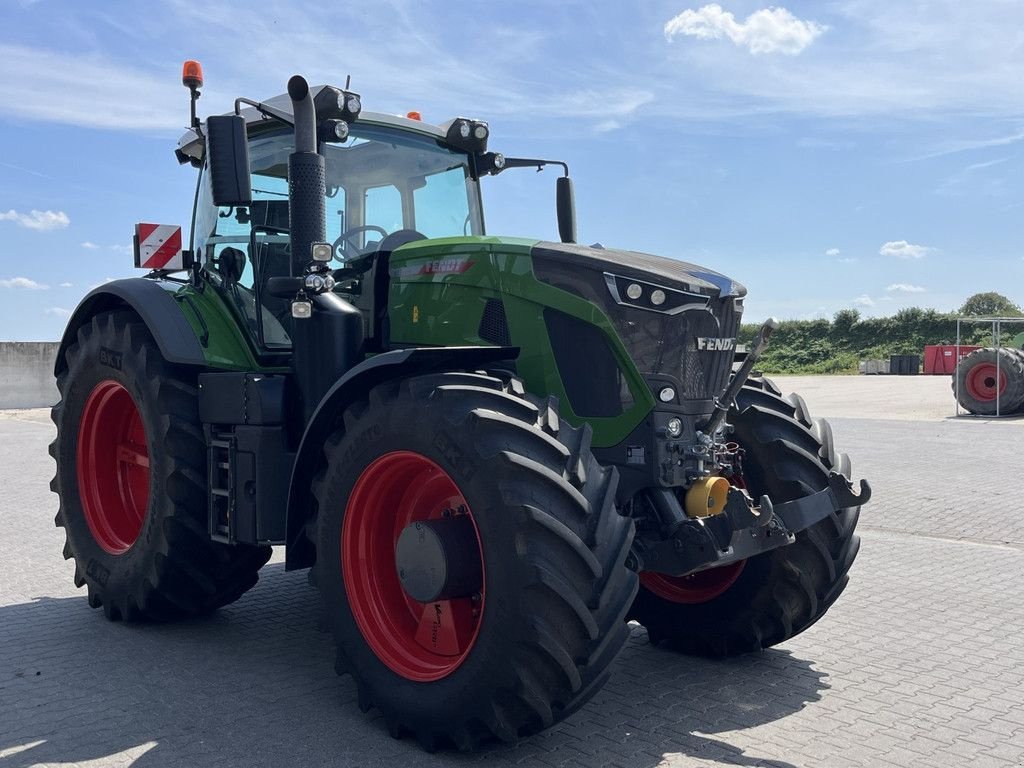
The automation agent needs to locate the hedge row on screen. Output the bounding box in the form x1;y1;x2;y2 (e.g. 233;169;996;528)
737;308;1011;375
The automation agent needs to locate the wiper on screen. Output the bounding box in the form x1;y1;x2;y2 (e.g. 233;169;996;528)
234;97;294;127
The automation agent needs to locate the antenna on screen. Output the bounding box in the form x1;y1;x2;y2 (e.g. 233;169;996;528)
345;75;352;90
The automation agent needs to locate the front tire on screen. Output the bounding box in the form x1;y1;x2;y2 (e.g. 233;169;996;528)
310;372;637;750
50;310;271;621
627;377;861;656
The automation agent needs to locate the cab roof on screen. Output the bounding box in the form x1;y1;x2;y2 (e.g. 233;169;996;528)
176;85;450;163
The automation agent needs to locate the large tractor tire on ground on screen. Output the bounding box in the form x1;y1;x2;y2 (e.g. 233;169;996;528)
50;310;272;621
954;347;1024;415
627;376;861;657
310;372;637;750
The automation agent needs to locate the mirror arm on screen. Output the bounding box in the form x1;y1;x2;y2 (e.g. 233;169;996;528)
500;157;570;177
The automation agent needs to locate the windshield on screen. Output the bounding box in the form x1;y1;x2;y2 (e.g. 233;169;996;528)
195;122;484;260
192;122;485;351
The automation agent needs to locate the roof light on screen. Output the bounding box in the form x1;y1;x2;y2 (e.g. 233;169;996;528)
406;110;422;121
182;60;203;89
313;86;361;123
443;117;490;153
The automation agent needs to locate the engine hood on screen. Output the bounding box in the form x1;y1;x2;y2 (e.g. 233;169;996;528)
531;241;746;299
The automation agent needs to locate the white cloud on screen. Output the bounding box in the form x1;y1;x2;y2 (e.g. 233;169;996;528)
0;44;181;131
852;294;875;307
838;257;858;264
593;119;622;134
44;307;71;318
665;4;826;55
886;283;926;294
109;244;133;255
825;247;841;257
879;240;932;259
0;277;48;290
0;209;69;231
80;241;99;250
59;282;73;288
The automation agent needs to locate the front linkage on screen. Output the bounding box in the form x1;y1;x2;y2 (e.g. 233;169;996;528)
630;318;872;578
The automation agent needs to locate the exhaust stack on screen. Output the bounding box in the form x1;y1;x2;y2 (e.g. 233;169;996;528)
286;76;363;423
287;75;326;275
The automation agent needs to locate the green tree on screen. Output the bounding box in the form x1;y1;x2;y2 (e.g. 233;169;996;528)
958;292;1023;317
832;308;860;335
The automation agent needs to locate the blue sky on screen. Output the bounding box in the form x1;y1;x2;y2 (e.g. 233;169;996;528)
0;0;1021;340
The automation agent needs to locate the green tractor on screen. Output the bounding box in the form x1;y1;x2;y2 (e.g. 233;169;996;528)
50;63;868;750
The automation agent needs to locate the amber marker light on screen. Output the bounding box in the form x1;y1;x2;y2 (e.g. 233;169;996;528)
182;60;204;89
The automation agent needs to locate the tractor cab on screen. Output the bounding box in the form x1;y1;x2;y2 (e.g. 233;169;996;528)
184;93;487;354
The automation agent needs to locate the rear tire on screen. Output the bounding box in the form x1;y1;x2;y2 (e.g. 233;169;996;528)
50;310;271;621
954;347;1024;415
627;376;861;656
310;371;637;750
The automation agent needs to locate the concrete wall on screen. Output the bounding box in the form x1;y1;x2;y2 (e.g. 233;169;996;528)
0;342;60;408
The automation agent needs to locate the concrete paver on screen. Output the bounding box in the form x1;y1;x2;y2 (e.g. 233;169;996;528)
2;377;1022;767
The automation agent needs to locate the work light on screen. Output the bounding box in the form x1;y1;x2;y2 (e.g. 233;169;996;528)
314;86;362;123
442;117;490;153
311;242;333;262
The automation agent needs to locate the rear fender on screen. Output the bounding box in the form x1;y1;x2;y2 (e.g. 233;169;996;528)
284;345;519;570
54;278;206;376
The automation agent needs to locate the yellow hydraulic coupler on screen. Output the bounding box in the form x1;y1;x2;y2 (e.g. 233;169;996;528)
684;476;730;518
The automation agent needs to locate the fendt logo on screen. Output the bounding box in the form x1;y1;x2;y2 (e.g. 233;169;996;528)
696;337;735;351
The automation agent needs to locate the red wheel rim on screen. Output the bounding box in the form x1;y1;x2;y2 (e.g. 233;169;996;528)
640;561;746;604
965;363;1006;402
341;451;485;682
76;380;150;555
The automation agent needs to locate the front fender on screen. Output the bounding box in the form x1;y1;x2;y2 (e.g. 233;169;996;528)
284;345;518;569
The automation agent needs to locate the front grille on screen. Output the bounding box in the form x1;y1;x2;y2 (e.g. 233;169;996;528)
533;257;741;403
613;298;737;400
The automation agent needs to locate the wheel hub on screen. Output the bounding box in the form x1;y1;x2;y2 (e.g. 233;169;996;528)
341;450;486;681
966;362;1006;402
395;516;483;603
76;379;150;555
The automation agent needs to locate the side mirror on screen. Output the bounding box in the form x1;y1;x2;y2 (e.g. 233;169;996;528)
206;115;252;207
556;175;577;244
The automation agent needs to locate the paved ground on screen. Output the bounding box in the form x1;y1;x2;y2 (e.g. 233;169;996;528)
2;377;1023;767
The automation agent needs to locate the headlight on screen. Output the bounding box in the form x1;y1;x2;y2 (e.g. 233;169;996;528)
604;272;710;315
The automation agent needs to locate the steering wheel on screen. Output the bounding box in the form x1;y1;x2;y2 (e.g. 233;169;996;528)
332;225;390;262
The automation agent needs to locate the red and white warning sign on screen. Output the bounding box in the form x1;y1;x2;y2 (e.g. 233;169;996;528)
133;223;184;270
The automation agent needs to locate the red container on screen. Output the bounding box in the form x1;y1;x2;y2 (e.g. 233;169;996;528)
923;345;981;375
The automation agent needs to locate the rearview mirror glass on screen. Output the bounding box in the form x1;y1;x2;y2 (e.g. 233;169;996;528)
206;115;252;207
